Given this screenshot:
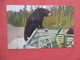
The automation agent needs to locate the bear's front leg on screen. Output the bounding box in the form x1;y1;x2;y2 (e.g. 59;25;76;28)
39;21;44;29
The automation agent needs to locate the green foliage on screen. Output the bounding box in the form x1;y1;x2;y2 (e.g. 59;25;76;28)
7;6;74;28
43;14;73;28
43;6;74;28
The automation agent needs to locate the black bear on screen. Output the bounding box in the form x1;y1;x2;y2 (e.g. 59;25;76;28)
66;26;74;34
24;8;51;41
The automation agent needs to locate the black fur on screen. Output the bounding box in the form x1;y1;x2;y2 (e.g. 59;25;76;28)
66;26;74;34
24;8;50;41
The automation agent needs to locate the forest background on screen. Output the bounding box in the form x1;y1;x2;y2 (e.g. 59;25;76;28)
7;5;74;28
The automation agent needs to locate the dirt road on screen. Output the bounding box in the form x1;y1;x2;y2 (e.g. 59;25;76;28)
7;24;24;43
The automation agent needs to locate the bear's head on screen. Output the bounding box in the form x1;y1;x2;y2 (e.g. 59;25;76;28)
44;9;52;17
